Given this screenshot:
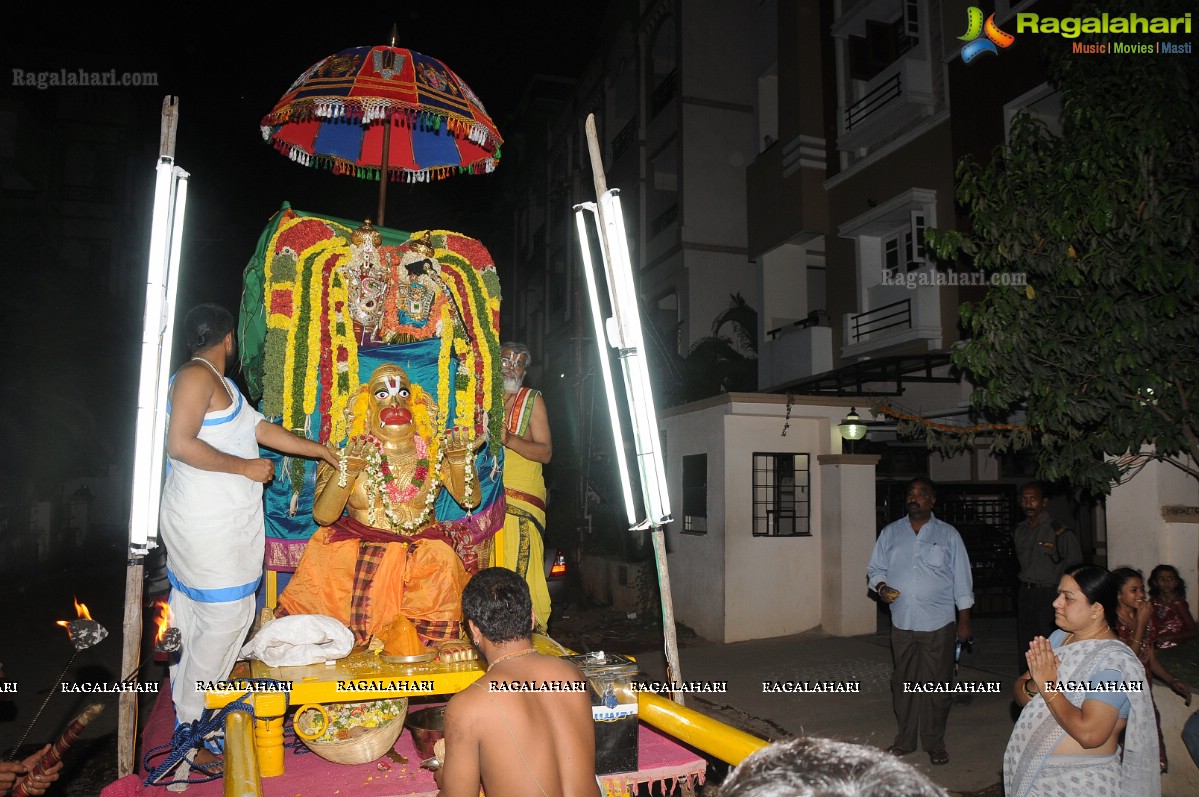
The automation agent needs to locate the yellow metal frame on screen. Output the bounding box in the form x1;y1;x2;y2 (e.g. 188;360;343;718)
637;692;767;766
215;632;768;789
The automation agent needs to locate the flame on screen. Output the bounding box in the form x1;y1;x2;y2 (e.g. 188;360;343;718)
56;596;93;632
153;600;171;643
73;597;93;621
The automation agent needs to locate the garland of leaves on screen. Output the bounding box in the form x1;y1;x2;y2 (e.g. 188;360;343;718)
871;399;1035;457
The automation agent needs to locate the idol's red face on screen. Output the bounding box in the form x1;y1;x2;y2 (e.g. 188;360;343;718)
368;368;414;440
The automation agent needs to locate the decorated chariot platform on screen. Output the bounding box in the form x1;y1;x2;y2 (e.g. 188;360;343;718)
102;206;764;795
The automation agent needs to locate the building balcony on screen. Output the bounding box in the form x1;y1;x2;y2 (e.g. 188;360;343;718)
837;55;934;152
841;280;942;360
611;116;638;162
759;322;834;390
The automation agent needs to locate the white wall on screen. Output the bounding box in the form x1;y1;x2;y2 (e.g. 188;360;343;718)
722;411;824;641
1107;455;1199;596
662;401;728;643
662;395;873;642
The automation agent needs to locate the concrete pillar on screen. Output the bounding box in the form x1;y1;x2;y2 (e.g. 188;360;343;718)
818;454;880;636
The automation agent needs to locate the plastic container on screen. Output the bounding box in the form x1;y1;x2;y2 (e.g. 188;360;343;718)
564;652;639;775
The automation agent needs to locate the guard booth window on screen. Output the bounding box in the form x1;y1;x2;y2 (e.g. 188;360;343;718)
753;453;810;537
682;454;707;534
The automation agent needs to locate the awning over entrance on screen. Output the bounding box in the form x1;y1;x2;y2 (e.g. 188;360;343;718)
780;353;956;397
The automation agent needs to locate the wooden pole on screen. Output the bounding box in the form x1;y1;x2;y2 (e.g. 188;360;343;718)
376;26;398;228
376;120;391;228
581;113;685;706
648;526;684;705
117;95;179;778
117;560;144;778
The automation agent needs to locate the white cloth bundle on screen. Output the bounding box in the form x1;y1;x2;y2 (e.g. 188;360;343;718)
239;614;354;667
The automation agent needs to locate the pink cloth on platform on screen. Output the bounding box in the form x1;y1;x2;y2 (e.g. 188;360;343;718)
104;684;707;797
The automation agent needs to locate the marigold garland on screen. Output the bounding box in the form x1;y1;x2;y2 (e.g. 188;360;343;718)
259;221;503;507
434;252;502;453
328;267;358;444
436;305;455;429
316;253;334;440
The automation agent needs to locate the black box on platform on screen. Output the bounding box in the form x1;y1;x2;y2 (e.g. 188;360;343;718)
564;652;640;775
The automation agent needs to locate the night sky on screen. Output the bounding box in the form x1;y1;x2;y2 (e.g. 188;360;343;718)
0;6;608;518
6;5;607;291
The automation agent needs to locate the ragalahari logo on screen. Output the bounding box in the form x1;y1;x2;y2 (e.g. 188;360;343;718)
959;7;1016;63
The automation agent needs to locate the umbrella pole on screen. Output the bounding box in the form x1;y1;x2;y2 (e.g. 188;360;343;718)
376;120;391;227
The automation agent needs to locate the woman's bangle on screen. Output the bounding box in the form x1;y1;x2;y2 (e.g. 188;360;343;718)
1044;690;1060;705
1022;679;1038;699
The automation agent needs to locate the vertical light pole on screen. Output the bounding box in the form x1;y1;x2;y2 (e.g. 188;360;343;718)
119;96;189;776
576;113;683;704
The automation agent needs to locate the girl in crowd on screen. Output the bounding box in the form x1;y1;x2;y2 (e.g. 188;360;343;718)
1148;563;1197;650
1112;566;1192;772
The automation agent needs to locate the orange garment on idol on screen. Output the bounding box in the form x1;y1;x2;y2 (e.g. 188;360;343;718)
278;522;469;647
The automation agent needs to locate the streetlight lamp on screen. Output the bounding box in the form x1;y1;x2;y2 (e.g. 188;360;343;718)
838;408;867;453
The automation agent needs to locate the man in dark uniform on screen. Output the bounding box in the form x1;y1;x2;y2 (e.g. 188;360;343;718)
1012;481;1081;666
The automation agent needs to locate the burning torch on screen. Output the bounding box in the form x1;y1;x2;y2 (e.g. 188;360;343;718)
5;598;109;763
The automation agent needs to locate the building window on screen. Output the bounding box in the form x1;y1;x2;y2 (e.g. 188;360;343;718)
753;453;810;537
848;14;916;82
838;188;936;293
883;211;926;277
682;454;707;534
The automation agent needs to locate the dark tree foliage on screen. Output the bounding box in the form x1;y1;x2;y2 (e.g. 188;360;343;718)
927;0;1199;495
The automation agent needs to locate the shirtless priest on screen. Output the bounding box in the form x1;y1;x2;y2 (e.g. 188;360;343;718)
435;568;600;797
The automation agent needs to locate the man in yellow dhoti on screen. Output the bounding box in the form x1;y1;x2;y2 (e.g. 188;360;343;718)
495;343;553;631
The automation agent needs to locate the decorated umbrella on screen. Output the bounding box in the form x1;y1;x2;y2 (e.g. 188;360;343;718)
261;33;502;226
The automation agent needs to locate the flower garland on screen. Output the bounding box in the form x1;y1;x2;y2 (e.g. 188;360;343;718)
381;249;448;342
316;252;333;440
338;432;441;533
436;253;502;454
263;214;342;417
323;263;358;444
281;244;313;433
436;304;455;429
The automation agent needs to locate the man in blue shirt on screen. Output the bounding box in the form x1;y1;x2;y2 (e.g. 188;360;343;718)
867;477;973;766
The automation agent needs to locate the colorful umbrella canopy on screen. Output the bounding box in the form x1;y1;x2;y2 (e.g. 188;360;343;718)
261;45;502;186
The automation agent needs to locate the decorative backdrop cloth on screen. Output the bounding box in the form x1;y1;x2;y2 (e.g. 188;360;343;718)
238;207;505;573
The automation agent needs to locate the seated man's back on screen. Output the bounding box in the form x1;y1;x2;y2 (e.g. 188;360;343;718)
444;653;599;797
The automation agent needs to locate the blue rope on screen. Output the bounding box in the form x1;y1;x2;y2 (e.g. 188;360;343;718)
142;679;292;786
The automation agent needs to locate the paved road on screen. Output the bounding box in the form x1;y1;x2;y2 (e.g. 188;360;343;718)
630;613;1021;795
